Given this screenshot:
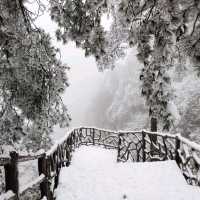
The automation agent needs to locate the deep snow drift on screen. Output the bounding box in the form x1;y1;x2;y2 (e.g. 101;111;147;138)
56;146;200;200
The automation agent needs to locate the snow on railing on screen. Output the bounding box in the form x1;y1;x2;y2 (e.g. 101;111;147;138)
0;190;15;200
0;127;200;200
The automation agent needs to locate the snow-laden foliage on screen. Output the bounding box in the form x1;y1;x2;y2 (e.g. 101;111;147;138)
116;0;200;130
49;0;200;131
169;64;200;143
118;0;176;130
97;1;129;70
49;0;108;62
0;0;70;152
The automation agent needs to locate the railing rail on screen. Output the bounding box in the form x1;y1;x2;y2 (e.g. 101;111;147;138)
0;127;200;199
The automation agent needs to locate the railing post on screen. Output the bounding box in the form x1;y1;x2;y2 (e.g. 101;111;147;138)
117;133;122;162
38;154;53;200
54;159;60;190
4;151;19;199
92;128;95;145
142;131;146;162
175;136;181;167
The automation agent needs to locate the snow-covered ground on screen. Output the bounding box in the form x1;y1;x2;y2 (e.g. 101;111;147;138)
18;160;38;189
56;146;200;200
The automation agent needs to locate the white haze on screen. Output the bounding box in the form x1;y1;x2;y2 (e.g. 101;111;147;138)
32;0;147;140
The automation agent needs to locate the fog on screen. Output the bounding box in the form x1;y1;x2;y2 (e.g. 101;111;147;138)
34;2;148;139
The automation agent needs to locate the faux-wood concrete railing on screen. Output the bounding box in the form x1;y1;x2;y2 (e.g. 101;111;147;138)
0;127;200;199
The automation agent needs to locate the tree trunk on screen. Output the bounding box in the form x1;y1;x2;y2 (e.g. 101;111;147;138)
150;117;158;157
150;117;157;142
38;154;53;200
151;117;157;131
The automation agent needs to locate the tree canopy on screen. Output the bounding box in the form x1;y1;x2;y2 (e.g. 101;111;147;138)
117;0;200;130
0;0;70;152
49;0;200;131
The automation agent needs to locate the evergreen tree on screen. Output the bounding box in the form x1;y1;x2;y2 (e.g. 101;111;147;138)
0;0;70;152
117;0;200;130
97;1;129;70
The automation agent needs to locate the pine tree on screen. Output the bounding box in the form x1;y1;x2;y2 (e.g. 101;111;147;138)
49;0;108;62
117;0;200;130
0;0;71;152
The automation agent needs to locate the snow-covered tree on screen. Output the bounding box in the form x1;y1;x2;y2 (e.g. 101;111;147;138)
117;0;176;131
49;0;174;131
97;1;129;70
41;0;200;132
49;0;108;61
0;0;70;152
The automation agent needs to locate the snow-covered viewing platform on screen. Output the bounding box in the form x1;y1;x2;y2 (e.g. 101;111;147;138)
56;146;200;200
1;127;200;200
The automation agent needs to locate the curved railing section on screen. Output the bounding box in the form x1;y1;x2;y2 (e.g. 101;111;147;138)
0;127;200;200
117;130;200;186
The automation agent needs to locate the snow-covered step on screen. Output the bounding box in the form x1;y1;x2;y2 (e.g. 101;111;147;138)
55;146;200;200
